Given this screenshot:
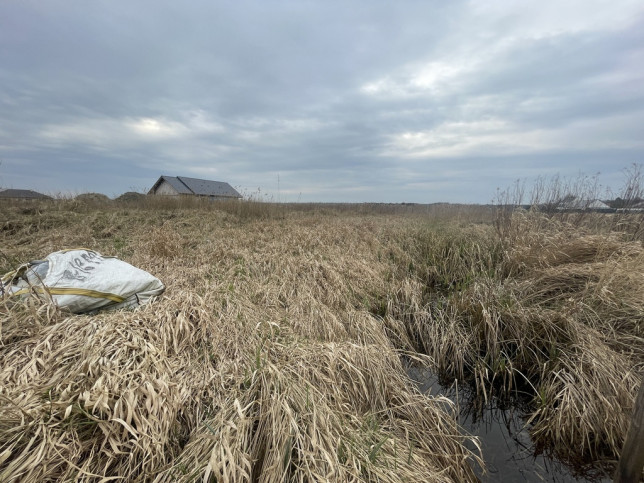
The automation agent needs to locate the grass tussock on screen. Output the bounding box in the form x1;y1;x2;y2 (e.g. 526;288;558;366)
0;204;483;482
384;209;644;468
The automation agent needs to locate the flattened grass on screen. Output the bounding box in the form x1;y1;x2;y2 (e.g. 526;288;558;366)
0;205;482;481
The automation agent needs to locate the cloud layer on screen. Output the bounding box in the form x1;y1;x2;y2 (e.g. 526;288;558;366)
1;0;643;201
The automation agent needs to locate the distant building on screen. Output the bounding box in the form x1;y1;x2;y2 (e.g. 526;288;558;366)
632;201;644;211
0;189;52;200
617;200;644;213
556;196;613;213
148;176;242;200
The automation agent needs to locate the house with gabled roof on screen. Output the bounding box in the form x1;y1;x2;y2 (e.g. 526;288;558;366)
555;196;613;213
148;176;242;200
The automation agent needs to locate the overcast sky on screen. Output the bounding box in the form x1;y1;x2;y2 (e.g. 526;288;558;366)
1;1;643;202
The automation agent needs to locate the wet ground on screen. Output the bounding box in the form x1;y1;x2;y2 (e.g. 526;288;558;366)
407;366;612;482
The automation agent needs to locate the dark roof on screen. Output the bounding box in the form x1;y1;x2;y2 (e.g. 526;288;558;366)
150;176;242;198
177;176;241;198
160;176;192;195
0;189;51;199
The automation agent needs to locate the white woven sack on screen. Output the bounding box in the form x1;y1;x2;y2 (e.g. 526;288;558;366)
1;249;165;314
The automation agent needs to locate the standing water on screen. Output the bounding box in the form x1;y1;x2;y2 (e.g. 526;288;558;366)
407;366;612;482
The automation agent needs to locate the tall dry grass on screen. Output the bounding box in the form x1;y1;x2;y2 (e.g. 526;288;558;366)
2;184;643;479
0;203;483;482
382;207;644;470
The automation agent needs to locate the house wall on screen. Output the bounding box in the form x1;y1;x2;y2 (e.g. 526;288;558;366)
154;180;180;195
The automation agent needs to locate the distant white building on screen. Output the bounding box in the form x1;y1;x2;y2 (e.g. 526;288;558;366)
617;200;644;213
148;176;242;200
556;196;612;212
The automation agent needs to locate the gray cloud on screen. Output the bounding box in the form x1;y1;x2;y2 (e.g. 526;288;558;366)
1;0;643;202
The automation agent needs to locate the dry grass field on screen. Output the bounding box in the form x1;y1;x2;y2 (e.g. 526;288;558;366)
1;196;643;481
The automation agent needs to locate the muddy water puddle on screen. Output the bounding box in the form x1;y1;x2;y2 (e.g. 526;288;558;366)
407;366;611;482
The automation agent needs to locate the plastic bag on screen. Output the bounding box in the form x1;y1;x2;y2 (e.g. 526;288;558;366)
1;249;165;313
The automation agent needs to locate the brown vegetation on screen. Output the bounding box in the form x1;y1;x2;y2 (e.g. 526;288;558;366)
1;192;643;481
0;199;483;482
